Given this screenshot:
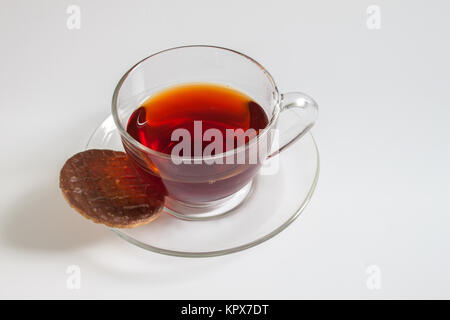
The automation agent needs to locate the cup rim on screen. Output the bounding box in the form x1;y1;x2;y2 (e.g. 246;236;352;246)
111;45;281;161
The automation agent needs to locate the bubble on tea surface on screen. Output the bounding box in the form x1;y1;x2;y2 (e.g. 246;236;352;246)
59;149;165;228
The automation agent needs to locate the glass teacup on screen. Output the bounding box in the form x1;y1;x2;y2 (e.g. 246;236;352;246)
112;45;318;219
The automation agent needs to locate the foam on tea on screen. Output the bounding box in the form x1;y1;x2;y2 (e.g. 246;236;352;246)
126;83;268;156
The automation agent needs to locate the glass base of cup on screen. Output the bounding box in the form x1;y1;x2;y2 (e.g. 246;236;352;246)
163;180;254;221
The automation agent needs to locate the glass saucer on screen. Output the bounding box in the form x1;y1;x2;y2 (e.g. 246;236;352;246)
86;116;320;257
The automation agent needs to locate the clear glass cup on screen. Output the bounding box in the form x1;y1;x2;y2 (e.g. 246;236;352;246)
112;45;318;219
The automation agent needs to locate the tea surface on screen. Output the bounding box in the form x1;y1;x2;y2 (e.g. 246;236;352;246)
126;83;268;155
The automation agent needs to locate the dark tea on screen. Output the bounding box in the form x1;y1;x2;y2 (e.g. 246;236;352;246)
127;83;268;154
125;83;269;203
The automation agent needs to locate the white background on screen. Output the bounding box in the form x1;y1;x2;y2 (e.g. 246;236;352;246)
0;0;449;299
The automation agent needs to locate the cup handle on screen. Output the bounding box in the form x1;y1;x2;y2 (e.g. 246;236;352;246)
267;92;318;158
